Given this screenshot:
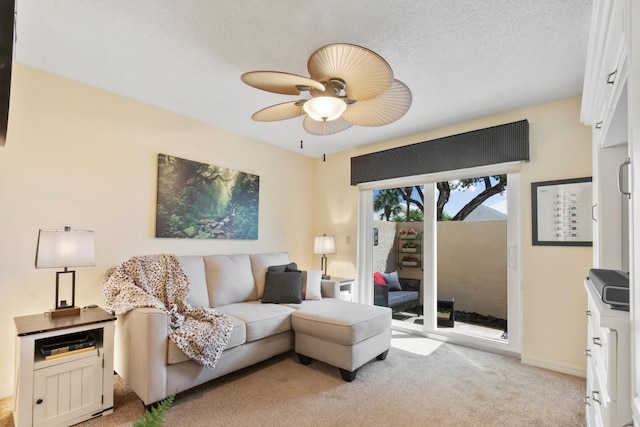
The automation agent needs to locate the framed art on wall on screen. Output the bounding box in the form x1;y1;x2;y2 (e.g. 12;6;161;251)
155;154;259;239
531;177;592;246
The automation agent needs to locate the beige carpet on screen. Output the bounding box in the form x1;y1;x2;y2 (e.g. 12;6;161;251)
0;332;585;427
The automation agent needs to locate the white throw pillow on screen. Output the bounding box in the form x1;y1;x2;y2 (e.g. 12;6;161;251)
303;270;323;300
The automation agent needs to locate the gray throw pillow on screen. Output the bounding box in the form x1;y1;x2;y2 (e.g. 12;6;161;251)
383;271;402;291
268;262;298;273
262;271;303;304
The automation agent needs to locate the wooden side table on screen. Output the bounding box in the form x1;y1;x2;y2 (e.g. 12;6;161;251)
13;307;116;427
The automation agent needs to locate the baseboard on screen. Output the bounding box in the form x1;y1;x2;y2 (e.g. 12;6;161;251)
521;355;586;378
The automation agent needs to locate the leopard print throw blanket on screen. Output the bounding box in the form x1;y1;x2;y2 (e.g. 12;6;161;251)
102;254;233;370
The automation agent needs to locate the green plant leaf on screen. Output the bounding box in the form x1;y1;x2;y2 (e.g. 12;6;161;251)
133;393;175;427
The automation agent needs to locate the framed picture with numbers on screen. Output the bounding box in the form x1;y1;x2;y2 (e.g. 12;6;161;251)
531;177;593;246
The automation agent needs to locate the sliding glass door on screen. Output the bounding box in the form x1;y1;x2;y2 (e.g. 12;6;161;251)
434;175;508;341
359;167;521;355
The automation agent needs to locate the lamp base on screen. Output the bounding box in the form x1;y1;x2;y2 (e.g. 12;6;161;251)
50;306;81;318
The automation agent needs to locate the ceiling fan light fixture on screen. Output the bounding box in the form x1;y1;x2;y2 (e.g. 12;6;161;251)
303;96;347;122
241;43;410;134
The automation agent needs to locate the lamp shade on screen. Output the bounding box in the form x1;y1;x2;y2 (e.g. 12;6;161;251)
314;235;336;255
303;97;347;122
35;228;95;269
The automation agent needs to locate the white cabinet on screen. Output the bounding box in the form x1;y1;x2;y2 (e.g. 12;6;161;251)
33;354;104;426
13;308;116;427
584;279;630;426
592;143;629;270
582;0;630;272
582;0;628;148
581;2;640;424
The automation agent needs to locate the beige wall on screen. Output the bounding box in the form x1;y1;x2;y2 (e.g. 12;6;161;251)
437;220;507;319
314;97;592;376
0;64;318;397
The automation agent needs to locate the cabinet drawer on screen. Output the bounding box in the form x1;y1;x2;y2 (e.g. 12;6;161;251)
588;314;618;398
585;370;598;427
586;363;614;427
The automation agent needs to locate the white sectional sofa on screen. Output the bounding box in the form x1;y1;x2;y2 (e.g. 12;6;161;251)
113;252;391;406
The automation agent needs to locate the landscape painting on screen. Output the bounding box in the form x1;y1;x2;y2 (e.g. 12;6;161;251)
155;154;259;239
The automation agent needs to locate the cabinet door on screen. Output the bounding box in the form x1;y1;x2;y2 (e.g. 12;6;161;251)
592;144;628;269
33;354;103;426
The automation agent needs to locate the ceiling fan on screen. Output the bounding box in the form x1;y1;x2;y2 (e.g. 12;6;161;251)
241;43;412;136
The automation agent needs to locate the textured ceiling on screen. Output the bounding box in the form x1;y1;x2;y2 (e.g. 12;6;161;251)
13;1;593;158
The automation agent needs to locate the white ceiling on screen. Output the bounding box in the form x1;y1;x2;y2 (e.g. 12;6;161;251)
13;1;593;158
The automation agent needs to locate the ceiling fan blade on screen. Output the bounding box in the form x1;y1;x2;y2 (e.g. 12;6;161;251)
303;116;352;136
307;43;393;101
341;80;412;127
251;100;306;122
241;71;325;95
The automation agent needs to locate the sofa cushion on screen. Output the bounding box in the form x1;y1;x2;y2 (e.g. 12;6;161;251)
262;271;303;304
302;270;323;300
267;262;297;274
167;314;246;365
383;271;402;291
374;272;386;285
250;252;290;299
204;254;257;307
387;291;406;306
388;291;419;306
176;255;209;308
292;299;391;346
216;301;295;342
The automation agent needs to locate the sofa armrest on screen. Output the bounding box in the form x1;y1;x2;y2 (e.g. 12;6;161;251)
321;279;340;298
374;284;389;307
114;307;170;406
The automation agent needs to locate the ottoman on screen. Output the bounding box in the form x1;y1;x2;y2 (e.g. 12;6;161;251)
291;299;392;381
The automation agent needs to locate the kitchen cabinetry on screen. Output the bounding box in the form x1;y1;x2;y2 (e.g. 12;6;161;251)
13;308;116;427
584;279;630;426
582;0;628;148
580;1;638;424
581;0;630;272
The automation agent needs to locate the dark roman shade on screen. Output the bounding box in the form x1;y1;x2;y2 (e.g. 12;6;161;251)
351;120;529;185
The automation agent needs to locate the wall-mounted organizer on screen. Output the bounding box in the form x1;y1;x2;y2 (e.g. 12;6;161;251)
397;229;422;269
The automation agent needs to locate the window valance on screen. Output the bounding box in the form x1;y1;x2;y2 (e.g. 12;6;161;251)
350;119;529;185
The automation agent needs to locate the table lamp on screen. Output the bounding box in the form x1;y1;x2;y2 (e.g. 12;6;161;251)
35;226;95;317
314;234;336;279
